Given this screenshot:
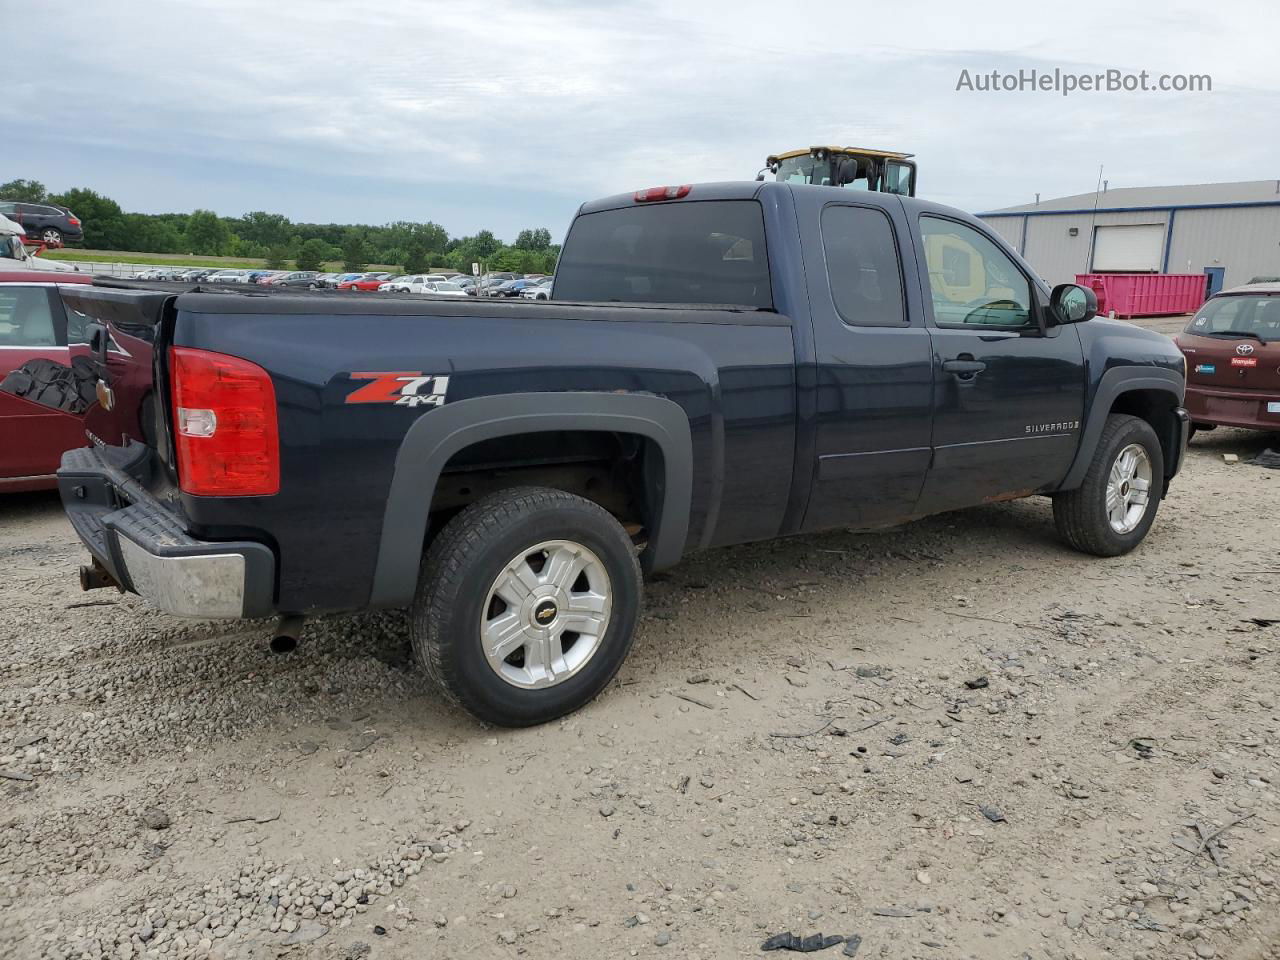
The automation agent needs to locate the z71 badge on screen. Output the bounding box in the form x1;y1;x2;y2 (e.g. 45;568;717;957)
345;372;450;408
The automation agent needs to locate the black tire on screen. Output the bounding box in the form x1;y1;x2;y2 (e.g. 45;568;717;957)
40;227;63;247
411;486;642;726
1053;414;1164;557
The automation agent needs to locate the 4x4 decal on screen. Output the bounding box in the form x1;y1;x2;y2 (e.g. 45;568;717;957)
345;372;450;408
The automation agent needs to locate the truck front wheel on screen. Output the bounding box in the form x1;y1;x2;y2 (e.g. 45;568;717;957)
411;487;642;726
1053;414;1164;557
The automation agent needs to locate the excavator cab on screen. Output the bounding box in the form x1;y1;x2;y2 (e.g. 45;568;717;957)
760;146;917;196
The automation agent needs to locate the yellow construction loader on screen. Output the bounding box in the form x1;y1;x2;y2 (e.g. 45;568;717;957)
759;146;916;196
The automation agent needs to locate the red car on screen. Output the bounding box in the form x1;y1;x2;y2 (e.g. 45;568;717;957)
337;272;393;291
1173;283;1280;437
1;272;94;490
0;272;158;491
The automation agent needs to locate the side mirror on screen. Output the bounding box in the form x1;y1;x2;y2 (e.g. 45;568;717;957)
1049;283;1096;324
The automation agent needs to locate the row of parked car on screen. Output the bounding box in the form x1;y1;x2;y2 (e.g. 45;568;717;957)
127;267;555;299
316;271;554;299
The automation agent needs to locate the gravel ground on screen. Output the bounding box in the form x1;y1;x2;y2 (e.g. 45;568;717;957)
2;395;1278;960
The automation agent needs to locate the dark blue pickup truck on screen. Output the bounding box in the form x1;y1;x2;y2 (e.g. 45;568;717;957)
57;181;1189;725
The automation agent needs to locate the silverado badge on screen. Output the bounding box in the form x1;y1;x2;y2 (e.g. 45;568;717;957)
345;372;451;408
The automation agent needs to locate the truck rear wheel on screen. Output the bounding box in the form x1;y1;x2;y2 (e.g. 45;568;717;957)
1053;414;1164;557
411;486;642;726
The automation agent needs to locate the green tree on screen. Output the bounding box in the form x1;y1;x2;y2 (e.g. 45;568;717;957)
415;221;449;258
489;247;529;273
514;227;552;251
472;230;501;259
230;237;268;259
0;178;48;203
264;245;291;269
237;211;292;249
47;188;129;249
296;238;332;272
448;229;503;272
342;234;368;272
122;213;183;253
185;208;232;255
403;235;430;273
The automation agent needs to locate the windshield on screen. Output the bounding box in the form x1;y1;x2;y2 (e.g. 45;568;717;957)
1186;295;1280;342
775;154;880;191
775;155;836;187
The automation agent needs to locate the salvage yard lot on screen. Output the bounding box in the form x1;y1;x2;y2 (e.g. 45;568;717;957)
2;378;1278;959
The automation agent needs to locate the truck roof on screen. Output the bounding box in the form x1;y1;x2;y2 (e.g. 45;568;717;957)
578;181;769;215
767;146;915;162
577;180;965;224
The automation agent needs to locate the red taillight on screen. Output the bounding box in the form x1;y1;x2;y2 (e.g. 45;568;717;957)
633;184;692;202
169;346;279;496
68;217;81;226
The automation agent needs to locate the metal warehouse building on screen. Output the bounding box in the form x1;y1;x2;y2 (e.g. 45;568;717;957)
979;180;1280;295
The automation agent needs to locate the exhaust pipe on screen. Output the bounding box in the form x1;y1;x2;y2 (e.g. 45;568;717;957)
271;615;306;654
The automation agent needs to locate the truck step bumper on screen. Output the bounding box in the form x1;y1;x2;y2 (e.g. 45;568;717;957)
58;445;275;619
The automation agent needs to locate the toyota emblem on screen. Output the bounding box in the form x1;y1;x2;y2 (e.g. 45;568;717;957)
1236;343;1256;355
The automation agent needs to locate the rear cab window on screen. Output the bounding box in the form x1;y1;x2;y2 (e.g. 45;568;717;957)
554;200;772;308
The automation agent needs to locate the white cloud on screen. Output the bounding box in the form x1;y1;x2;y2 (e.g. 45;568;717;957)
4;0;1278;231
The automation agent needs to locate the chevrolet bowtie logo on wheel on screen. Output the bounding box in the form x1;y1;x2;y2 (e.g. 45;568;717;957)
344;372;451;407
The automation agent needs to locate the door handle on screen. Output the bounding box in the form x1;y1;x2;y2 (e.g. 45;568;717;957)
942;356;986;378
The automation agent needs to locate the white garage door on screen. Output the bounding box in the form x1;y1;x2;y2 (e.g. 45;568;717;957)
1092;224;1164;272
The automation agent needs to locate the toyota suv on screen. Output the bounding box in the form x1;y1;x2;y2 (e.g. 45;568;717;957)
1174;282;1280;436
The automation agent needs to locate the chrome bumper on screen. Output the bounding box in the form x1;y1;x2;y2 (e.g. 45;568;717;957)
115;536;253;618
58;445;275;619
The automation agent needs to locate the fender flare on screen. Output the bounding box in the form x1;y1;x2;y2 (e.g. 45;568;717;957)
1058;366;1184;491
368;391;693;608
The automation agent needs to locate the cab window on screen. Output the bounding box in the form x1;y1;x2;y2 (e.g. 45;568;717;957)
920;216;1033;328
821;205;905;327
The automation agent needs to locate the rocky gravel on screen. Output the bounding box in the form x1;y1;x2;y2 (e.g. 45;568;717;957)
1;421;1279;960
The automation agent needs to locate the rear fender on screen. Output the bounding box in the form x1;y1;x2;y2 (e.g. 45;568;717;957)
368;391;693;608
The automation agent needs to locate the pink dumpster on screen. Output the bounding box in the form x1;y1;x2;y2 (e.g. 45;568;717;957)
1074;273;1206;319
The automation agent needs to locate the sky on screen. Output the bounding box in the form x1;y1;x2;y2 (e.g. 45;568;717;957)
4;0;1278;241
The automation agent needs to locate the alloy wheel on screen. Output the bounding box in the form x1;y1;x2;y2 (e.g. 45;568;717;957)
480;540;612;689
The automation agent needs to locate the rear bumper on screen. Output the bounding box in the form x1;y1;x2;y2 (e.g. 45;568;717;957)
1185;384;1280;431
57;445;275;619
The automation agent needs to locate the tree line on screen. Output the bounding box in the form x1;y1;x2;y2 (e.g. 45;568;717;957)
1;178;560;275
